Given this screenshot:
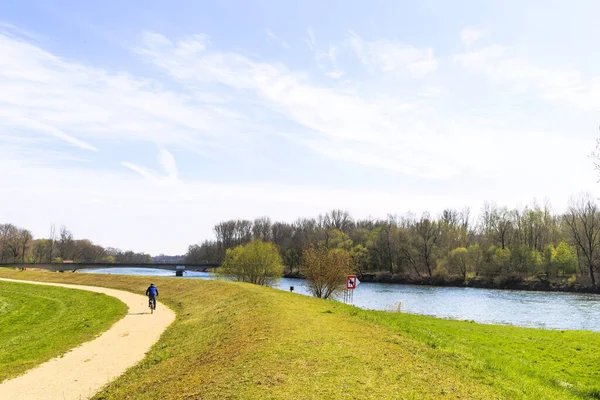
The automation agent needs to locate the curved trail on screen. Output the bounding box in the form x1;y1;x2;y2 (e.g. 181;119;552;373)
0;278;176;400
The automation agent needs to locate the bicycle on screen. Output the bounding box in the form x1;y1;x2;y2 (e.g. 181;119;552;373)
148;297;156;314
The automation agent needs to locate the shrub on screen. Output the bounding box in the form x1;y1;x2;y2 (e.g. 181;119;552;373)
218;240;283;286
303;247;352;299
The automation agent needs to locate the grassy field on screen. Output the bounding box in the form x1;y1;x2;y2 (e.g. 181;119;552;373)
0;278;127;382
0;269;598;399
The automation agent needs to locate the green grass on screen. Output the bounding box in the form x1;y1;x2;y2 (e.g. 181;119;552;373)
337;306;600;399
0;269;598;399
0;279;128;382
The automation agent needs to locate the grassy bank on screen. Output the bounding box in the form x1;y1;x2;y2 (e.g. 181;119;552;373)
0;269;598;399
0;278;127;382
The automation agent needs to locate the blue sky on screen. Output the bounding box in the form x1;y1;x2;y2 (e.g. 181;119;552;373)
1;0;600;254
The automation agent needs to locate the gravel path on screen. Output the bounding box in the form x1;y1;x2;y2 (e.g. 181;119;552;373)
0;278;175;400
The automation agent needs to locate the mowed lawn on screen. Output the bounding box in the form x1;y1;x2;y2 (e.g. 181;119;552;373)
0;278;127;382
0;270;598;399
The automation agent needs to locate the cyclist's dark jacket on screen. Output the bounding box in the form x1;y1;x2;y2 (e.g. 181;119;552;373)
146;286;159;297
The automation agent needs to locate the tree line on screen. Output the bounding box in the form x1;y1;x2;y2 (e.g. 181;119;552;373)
0;224;153;264
187;195;600;288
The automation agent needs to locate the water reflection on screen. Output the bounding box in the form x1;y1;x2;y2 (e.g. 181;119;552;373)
82;268;600;331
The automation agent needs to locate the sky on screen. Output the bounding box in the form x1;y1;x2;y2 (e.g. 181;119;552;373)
1;0;600;255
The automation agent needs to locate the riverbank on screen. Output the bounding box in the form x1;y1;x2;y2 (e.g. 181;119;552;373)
0;269;598;399
284;271;600;294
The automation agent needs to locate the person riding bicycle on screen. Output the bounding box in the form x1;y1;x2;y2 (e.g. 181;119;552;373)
145;283;159;309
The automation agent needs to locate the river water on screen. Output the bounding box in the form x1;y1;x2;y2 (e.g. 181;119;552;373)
81;268;600;331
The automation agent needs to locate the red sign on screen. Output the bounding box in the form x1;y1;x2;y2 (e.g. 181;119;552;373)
346;275;357;290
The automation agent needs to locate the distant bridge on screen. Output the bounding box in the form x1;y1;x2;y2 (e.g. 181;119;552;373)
0;263;220;275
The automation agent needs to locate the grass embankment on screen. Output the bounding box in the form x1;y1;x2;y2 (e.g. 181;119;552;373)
0;279;127;382
0;269;598;399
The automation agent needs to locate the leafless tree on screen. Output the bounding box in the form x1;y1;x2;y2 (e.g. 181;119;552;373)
252;217;272;241
48;224;56;263
412;213;439;277
564;195;600;288
18;229;32;262
323;209;354;234
481;203;513;250
56;226;74;260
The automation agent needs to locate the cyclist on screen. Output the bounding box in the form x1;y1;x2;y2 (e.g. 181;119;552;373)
145;283;159;310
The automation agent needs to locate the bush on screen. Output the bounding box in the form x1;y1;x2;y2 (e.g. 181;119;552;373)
433;259;449;279
303;247;352;299
218;240;283;286
448;247;470;280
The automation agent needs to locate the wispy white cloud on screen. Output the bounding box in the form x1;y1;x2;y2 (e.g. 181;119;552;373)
3;26;593;189
265;28;290;49
158;147;179;180
315;45;344;79
367;41;437;75
453;44;600;111
460;27;485;46
121;162;157;181
121;147;180;183
0;22;39;40
344;32;438;77
327;70;344;79
0;29;262;164
345;30;366;65
1;114;98;151
306;27;316;50
135;31;591;185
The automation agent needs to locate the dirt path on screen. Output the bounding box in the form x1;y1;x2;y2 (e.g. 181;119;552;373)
0;278;176;400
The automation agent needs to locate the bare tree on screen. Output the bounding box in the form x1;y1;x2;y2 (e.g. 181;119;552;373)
0;224;32;262
56;226;74;260
234;220;253;245
48;224;56;263
481;203;513;250
412;213;439;277
0;224;18;262
564;195;600;288
252;217;272;242
323;210;354;234
18;229;32;262
186;240;220;263
214;220;237;258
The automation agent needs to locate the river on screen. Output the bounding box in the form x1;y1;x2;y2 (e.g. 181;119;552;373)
81;267;600;331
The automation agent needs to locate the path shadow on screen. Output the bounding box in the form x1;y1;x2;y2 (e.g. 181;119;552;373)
127;312;152;315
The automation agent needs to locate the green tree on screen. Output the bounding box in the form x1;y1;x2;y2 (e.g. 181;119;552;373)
480;246;510;277
218;240;283;286
448;247;470;281
350;244;370;277
467;244;483;276
509;246;541;275
322;229;353;250
541;244;557;277
554;241;578;277
32;239;51;263
304;247;352;299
